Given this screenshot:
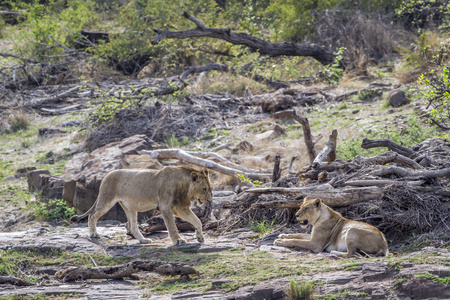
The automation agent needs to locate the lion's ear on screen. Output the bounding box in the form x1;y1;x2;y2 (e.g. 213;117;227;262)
313;198;321;208
191;172;199;182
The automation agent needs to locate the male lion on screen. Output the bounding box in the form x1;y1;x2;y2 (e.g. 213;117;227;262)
274;197;388;258
70;166;212;245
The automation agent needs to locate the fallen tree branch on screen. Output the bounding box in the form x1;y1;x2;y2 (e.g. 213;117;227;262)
139;149;271;180
152;12;334;65
55;260;198;282
0;276;33;286
292;110;316;164
245;184;383;207
361;138;416;158
371;166;450;180
354;151;423;169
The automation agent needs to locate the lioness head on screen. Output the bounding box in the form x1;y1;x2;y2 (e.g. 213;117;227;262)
295;197;322;228
190;169;212;203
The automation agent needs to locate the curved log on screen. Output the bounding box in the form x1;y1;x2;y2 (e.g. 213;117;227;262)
361;138;416;158
152;12;334;65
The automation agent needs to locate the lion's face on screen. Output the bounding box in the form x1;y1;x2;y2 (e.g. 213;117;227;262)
190;169;212;204
295;198;322;228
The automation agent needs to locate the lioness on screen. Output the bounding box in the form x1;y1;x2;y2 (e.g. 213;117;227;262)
274;197;388;258
70;166;212;245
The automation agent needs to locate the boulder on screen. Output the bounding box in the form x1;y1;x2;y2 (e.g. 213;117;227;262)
63;134;161;222
27;170;64;200
388;89;410;107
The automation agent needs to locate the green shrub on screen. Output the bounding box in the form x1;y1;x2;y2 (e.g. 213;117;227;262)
288;279;315;300
32;198;77;222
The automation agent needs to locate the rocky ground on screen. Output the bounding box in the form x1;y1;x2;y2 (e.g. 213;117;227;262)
1;75;449;299
0;221;449;299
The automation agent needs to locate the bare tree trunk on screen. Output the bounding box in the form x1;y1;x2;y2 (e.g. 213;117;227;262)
312;129;337;167
272;155;281;182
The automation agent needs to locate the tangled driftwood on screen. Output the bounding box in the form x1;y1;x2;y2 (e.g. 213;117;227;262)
55;260;198;282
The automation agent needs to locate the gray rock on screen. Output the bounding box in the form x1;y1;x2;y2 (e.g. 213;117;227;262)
388;89;410;107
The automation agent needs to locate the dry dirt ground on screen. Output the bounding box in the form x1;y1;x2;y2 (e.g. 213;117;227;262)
0;76;449;299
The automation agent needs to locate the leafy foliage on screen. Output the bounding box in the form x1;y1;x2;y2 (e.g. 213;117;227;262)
32;198;77;222
419;66;450;129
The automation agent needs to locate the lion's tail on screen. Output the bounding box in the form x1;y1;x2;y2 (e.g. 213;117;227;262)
70;199;97;223
381;234;389;256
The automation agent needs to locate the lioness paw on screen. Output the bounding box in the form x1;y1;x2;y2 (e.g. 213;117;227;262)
89;232;100;238
278;234;289;239
273;239;284;246
139;238;152;244
175;238;187;245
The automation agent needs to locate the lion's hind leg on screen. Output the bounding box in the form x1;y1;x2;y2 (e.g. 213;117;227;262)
87;194;117;239
120;203;151;244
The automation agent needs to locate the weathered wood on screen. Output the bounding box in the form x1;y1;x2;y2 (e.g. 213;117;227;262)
344;180;424;186
0;276;33;286
55;260;198;282
245;184;383;207
152;12;334;65
312;129;337;168
292;110;316;164
361;138;416;158
251;200;301;209
272;155;281;182
355;151;422;169
139;149;271;180
371;166;450;180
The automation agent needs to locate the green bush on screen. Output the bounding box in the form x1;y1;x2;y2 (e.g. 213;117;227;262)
33;198;77;222
419;66;450;129
288;279;315;300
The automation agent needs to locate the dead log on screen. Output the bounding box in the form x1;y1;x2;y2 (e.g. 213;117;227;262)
0;276;33;286
139;149;271;180
152;12;334;65
344;179;424;186
361;138;416;158
312;129;337;168
245;184;383;207
355;151;422;169
290;110;316;164
371;166;450;180
55;260;198;282
272;155;281;182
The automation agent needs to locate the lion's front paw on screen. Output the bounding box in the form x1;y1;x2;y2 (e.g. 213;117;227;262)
175;238;187;245
139;238;152;244
274;239;284;246
278;233;289;239
89;232;100;238
197;235;205;243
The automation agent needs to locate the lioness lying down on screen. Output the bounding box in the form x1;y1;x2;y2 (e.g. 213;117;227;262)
274;197;388;258
70;166;212;245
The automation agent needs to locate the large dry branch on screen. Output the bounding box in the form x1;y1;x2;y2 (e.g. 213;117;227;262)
0;276;33;286
291;110;316;164
245;184;383;207
361;138;416;158
354;151;423;169
371;166;450;180
139;149;271;180
55;260;198;282
152;12;334;65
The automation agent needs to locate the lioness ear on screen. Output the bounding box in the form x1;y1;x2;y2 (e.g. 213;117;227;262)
313;198;321;208
191;172;199;182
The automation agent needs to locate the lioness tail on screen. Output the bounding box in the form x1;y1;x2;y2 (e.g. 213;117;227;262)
69;200;97;222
